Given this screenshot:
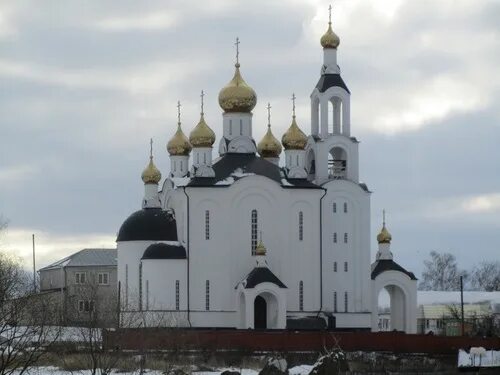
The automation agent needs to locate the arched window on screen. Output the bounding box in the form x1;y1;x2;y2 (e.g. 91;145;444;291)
196;153;199;164
205;210;210;240
229;120;233;135
298;211;304;241
251;209;258;255
333;291;337;312
175;280;180;311
344;292;348;312
203;153;206;164
333;233;337;243
344;202;348;213
333;202;337;213
344;233;348;243
138;263;143;311
125;264;129;306
239;119;243;135
344;262;348;272
180;161;183;170
333;262;337;272
296;154;299;165
299;281;304;311
205;280;210;311
145;280;149;310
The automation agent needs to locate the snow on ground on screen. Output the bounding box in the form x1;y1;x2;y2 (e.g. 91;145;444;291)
458;348;500;367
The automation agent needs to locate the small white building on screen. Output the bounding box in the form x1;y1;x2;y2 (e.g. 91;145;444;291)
116;11;417;332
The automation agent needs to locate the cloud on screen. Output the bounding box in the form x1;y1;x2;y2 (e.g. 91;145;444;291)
94;11;179;32
421;193;500;222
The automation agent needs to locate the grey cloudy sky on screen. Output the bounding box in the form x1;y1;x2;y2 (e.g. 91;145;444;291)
0;0;499;277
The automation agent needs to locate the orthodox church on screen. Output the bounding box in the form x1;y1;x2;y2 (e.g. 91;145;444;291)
117;10;417;333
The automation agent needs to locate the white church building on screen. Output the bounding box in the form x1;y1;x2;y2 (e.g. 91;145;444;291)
117;11;418;333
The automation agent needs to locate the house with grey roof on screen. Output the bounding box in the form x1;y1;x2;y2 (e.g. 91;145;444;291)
38;248;117;327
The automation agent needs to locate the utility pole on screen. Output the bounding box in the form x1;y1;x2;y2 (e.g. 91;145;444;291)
32;234;36;293
460;275;465;336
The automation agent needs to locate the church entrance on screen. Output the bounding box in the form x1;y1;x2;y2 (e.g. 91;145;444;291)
254;295;267;329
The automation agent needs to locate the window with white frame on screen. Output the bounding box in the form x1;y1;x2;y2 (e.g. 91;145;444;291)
78;300;94;313
299;281;304;311
176;280;180;311
333;291;337;312
205;280;210;311
98;272;109;285
205;210;210;240
344;262;348;272
344;232;348;243
298;211;304;241
251;209;258;255
344;292;348;312
75;272;86;284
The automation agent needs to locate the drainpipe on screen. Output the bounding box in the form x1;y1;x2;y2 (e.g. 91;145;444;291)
182;187;192;327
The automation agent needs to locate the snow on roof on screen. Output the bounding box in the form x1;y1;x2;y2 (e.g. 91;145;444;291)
39;248;117;271
378;291;500;309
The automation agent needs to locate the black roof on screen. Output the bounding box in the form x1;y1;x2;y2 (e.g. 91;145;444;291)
371;259;417;280
315;73;350;94
117;208;178;242
142;243;186;260
187;153;321;189
241;267;287;289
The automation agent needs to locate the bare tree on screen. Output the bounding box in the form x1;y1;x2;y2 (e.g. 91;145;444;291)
471;261;500;291
419;251;468;291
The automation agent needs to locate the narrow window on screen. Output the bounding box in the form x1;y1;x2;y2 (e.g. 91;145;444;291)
203;153;206;164
175;280;180;311
344;262;348;272
333;262;337;272
251;209;258;255
333;202;337;213
125;264;129;306
205;210;210;240
139;263;143;311
196;153;199;164
229;120;232;135
205;280;210;311
344;233;348;243
78;300;84;312
333;233;337;243
296;155;299;165
333;292;337;313
298;211;304;241
174;161;177;172
146;280;149;310
344;292;348;312
344;202;348;213
299;281;304;311
239;119;243;135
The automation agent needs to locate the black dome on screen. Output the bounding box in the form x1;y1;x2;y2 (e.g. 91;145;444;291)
142;243;186;260
117;208;178;242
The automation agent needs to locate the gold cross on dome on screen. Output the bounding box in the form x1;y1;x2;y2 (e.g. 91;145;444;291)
149;138;153;159
383;209;386;226
200;90;205;115
266;102;272;127
177;100;182;124
235;37;240;65
329;4;332;24
291;93;296;117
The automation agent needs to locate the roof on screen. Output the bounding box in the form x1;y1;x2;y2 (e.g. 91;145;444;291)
39;248;117;271
186;153;321;189
239;267;287;289
315;74;350;94
371;259;417;280
418;303;491;320
141;242;187;260
117;208;178;242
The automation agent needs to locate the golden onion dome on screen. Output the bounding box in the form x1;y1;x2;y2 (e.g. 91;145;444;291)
167;123;192;156
377;224;392;244
141;156;161;184
257;125;282;158
320;22;340;49
255;240;267;256
218;63;257;113
189;114;216;148
282;116;308;150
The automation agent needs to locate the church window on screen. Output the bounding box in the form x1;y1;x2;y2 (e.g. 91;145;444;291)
344;233;348;243
229;120;233;135
205;210;210;240
125;265;129;306
333;203;337;213
240;119;243;135
196;153;199;164
175;280;180;311
251;209;258;255
299;281;304;311
173;161;176;172
333;291;337;312
333;233;337;243
203;153;206;164
344;292;348;312
139;263;143;311
296;154;299;166
298;211;304;241
146;280;149;310
344;262;348;272
205;280;210;311
180;161;183;170
344;202;348;213
333;262;337;272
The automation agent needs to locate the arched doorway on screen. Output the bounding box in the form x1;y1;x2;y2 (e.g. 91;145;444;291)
254;296;267;329
377;284;407;331
328;147;347;180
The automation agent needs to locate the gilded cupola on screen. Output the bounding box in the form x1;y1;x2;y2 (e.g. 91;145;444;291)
142;139;162;184
282;94;308;150
257;103;282;158
167;101;192;156
320;5;340;49
377;211;392;244
255;239;267;256
218;38;257;113
189;90;216;148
